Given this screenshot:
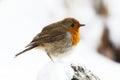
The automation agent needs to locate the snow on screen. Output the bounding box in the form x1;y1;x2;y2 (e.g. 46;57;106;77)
0;0;120;80
37;62;74;80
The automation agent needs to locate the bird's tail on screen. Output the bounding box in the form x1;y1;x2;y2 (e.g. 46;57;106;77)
15;45;37;58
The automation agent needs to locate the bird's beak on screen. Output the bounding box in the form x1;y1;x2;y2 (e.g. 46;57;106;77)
80;24;85;27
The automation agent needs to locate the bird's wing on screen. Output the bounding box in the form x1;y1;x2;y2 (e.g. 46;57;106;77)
26;27;66;47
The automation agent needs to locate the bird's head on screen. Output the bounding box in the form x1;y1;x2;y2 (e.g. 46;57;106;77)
61;18;85;32
61;18;85;45
61;18;85;33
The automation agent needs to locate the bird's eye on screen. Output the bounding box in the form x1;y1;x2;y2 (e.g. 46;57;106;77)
71;23;74;27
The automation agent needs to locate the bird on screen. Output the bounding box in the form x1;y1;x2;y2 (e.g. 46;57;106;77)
15;18;85;61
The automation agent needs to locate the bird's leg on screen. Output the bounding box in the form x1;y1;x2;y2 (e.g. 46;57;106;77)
47;53;54;63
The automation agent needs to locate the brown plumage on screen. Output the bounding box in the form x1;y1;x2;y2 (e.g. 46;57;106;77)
15;18;85;61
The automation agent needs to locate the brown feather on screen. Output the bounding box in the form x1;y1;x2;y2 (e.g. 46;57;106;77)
27;27;66;47
15;45;37;57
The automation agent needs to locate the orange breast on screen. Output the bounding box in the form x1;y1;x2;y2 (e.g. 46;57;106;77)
70;29;80;45
64;27;80;45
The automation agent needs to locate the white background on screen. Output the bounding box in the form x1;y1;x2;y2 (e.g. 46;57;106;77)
0;0;120;80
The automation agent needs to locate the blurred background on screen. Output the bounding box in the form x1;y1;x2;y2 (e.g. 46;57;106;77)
0;0;120;80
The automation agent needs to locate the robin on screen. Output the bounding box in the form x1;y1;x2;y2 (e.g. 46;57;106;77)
15;18;85;61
